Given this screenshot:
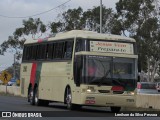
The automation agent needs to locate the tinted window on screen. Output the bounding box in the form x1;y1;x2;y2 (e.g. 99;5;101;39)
64;41;73;59
37;44;47;60
75;39;86;52
47;43;54;59
22;39;74;61
54;42;65;59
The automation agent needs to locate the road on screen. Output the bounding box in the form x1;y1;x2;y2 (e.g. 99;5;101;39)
0;94;159;120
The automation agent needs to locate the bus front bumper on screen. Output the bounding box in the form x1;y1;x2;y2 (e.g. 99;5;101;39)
80;93;136;107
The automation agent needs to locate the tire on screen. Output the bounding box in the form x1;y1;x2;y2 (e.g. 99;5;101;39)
28;87;32;102
34;87;49;106
34;87;41;106
29;89;35;105
65;88;81;110
110;107;121;113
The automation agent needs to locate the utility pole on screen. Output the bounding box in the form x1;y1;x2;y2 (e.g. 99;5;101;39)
13;54;16;78
100;0;102;33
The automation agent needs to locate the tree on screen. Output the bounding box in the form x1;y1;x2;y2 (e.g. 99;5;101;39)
82;6;116;34
50;7;83;33
50;6;116;34
0;18;46;78
115;0;160;82
0;18;46;57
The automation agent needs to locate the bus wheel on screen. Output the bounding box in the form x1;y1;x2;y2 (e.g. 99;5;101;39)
110;107;121;113
29;89;35;105
66;88;75;110
34;87;49;106
34;87;41;106
28;87;32;102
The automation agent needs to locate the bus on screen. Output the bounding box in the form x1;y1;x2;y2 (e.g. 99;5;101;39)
20;30;138;113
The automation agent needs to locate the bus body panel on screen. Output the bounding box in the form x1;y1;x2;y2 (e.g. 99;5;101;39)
39;61;73;101
20;63;32;97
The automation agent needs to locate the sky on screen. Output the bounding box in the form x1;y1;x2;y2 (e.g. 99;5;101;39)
0;0;118;71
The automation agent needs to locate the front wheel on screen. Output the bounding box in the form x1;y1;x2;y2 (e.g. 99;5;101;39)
110;107;121;113
66;88;72;109
65;88;81;110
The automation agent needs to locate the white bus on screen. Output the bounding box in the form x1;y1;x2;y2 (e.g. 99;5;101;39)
20;30;138;112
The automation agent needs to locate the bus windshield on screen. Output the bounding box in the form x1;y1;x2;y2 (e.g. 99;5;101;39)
82;55;137;91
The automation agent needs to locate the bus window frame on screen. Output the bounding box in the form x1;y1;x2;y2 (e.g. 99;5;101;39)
22;39;74;62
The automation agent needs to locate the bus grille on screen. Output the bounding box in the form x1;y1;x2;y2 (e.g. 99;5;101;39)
113;91;124;94
98;90;110;93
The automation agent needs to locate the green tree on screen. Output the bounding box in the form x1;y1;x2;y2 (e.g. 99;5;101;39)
0;18;46;56
116;0;160;82
0;18;46;78
50;6;116;34
82;6;116;33
50;7;83;33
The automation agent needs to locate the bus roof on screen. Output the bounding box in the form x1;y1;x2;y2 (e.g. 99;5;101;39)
24;30;136;44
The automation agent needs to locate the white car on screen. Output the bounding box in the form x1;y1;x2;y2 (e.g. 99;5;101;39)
7;78;17;86
137;82;160;94
156;82;160;92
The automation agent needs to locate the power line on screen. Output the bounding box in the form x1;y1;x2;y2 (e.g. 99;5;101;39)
0;0;71;19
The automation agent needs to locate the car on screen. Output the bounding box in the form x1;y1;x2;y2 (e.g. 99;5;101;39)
7;78;17;86
137;82;160;94
156;82;160;92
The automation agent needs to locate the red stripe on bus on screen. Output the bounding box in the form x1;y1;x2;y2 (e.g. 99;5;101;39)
30;63;37;88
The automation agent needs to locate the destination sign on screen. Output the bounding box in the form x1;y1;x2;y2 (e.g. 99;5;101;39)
90;41;134;54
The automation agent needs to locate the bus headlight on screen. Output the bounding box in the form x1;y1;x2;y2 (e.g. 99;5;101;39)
86;89;92;92
124;91;135;95
130;92;135;95
86;86;95;93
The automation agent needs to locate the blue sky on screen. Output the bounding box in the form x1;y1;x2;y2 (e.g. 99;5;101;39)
0;0;118;71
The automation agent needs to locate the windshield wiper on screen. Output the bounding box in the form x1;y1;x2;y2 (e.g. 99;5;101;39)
98;70;111;86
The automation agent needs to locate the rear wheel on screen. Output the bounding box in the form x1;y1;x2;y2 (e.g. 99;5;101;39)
34;87;41;106
34;87;49;106
28;87;32;102
29;89;35;105
110;107;121;113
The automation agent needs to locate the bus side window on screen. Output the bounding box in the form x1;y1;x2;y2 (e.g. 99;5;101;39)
75;39;86;52
64;41;73;59
54;42;65;59
27;46;31;60
75;40;81;52
22;46;27;61
47;43;54;59
36;44;47;60
31;45;37;60
26;46;30;60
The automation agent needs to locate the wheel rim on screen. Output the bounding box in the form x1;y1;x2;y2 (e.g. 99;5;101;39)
66;91;71;108
35;93;38;104
29;91;33;103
